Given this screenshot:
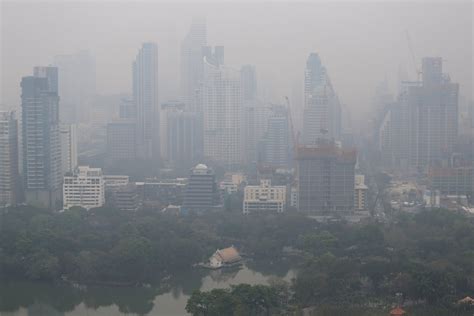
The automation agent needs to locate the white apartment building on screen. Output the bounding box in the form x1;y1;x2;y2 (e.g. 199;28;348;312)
243;180;286;214
200;51;243;167
63;166;105;210
354;174;368;211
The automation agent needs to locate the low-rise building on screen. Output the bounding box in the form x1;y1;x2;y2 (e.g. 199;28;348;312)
183;164;219;211
63;166;105;210
104;175;130;189
209;246;242;269
107;183;140;211
243;179;286;214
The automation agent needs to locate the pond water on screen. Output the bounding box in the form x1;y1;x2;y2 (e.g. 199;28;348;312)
0;260;296;316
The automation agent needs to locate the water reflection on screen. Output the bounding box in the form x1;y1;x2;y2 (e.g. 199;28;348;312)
0;262;295;316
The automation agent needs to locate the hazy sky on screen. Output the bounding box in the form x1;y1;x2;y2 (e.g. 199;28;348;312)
1;1;472;125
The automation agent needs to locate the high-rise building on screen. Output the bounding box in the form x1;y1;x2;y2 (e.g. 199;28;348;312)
118;97;136;119
161;100;202;169
21;67;62;209
407;57;459;169
133;42;159;160
296;140;356;213
0;111;21;206
180;18;207;111
378;58;459;171
260;105;290;168
199;48;243;167
303;53;341;144
183;164;218;211
240;65;267;164
241;65;257;102
243;101;271;164
60;124;77;175
106;120;136;163
53;50;96;123
63;166;105;210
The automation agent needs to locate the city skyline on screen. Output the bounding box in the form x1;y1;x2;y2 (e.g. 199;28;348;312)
1;2;472;129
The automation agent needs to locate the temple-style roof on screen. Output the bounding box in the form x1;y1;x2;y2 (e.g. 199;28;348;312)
458;296;474;304
389;307;406;316
215;246;241;263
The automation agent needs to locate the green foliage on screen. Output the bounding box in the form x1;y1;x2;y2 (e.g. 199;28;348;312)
1;205;473;312
186;283;286;316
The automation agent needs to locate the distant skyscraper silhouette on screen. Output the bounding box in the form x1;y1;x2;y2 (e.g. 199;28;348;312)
303;53;341;144
161;100;202;169
199;47;243;167
133;42;160;161
180;18;207;112
377;57;459;171
53;50;96;123
261;105;290;167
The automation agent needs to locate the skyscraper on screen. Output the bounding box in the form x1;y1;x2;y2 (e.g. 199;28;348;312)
161;100;202;169
260;105;290;168
180;18;207;111
241;65;257;102
53;50;96;123
303;53;341;144
60;124;78;175
407;57;459;169
21;67;62;209
106;120;137;164
240;65;264;164
133;42;159;161
199;47;243;167
378;57;459;171
296;140;356;213
0;111;21;206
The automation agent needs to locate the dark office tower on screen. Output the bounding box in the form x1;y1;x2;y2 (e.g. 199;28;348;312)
303;53;341;144
133;43;159;161
183;164;218;211
162;101;202;169
261;105;290;167
0;111;21;206
406;57;459;170
180;18;207;112
241;65;262;164
21;67;62;209
296;141;356;213
53;50;96;123
241;65;257;102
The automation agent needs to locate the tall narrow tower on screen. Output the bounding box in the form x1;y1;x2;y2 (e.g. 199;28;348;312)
180;18;207;111
0;111;21;206
133;42;159;161
21;67;62;209
303;53;341;144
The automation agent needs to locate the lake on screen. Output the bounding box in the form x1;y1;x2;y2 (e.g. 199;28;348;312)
0;260;296;316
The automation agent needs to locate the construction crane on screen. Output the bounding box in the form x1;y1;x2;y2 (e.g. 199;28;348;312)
405;30;422;81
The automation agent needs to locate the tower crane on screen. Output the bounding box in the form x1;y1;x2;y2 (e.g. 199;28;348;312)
405;30;422;82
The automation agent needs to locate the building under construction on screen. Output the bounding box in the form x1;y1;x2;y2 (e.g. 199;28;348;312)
295;141;356;213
